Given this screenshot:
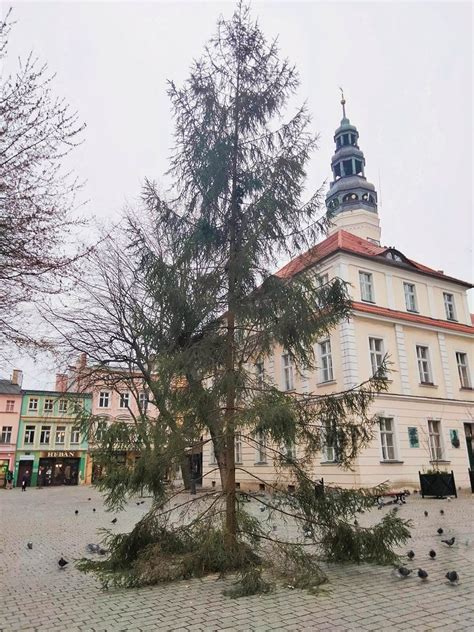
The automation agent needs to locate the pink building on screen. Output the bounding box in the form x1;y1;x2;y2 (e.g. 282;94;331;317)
0;370;23;487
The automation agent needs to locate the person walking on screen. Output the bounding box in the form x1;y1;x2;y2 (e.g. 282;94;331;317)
21;471;30;492
6;470;13;490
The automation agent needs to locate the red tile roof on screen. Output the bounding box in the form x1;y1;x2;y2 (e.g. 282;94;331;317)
353;301;474;334
275;230;472;288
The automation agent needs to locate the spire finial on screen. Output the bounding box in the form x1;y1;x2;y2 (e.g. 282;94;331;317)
339;86;346;119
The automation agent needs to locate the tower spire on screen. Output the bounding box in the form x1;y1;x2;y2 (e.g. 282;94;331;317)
325;96;381;243
339;87;346;120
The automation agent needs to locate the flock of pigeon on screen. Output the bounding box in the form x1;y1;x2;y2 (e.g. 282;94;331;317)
25;496;147;570
25;495;462;586
395;507;460;585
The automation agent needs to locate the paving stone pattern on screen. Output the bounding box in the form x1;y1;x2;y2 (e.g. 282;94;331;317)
0;486;473;631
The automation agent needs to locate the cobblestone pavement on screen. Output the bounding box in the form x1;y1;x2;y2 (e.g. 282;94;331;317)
0;486;473;632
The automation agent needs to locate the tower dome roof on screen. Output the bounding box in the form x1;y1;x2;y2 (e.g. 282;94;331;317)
325;93;378;217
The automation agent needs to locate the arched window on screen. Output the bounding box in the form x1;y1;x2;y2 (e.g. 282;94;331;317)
343;193;358;203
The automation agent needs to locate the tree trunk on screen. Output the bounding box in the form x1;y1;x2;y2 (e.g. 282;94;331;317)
224;311;237;552
180;455;191;490
223;29;242;553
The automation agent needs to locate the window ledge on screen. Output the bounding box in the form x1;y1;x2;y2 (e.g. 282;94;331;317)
419;383;438;388
361;299;376;304
406;309;419;314
320;461;340;465
283;389;296;393
317;380;337;386
460;387;473;391
380;460;404;464
254;461;268;466
429;460;450;465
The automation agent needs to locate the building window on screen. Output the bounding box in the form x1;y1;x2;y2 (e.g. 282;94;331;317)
98;391;110;408
322;420;338;462
319;340;334;382
456;352;471;388
416;345;433;384
40;426;51;444
403;282;418;312
255;360;265;388
0;426;12;443
28;398;38;411
255;430;267;463
282;353;294;391
71;428;81;444
44;398;54;412
318;273;329;287
443;293;456;321
283;441;296;461
5;400;14;412
235;433;242;464
359;271;374;303
96;419;107;441
24;425;35;444
138;392;148;412
58;399;68;413
379;417;396;461
428;419;443;461
55;426;66;445
119;392;130;409
369;337;384;375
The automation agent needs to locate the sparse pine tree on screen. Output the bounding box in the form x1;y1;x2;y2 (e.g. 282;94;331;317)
62;2;410;592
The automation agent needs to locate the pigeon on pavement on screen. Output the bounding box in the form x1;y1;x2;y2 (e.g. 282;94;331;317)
441;537;455;547
88;497;91;501
440;509;444;515
58;557;69;569
429;549;436;559
407;550;415;560
424;511;428;517
417;568;428;580
445;571;459;584
437;528;444;535
92;508;96;512
111;517;117;524
86;544;100;553
74;509;79;515
26;542;33;550
395;566;412;578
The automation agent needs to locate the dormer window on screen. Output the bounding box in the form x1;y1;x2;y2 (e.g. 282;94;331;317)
443;293;456;321
359;271;374;303
334;163;341;179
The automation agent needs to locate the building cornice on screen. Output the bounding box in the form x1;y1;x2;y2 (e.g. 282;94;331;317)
352;301;474;336
374;391;473;406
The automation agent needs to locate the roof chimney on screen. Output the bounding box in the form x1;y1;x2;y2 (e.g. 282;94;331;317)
11;369;23;387
55;374;68;393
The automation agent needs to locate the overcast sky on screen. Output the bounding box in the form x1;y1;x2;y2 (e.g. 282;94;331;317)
3;0;473;388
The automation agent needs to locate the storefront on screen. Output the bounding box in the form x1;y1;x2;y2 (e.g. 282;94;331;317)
15;450;87;487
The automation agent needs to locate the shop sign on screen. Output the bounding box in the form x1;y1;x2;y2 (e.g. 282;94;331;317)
44;451;79;458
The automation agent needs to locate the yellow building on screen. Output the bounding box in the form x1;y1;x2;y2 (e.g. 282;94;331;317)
202;101;474;492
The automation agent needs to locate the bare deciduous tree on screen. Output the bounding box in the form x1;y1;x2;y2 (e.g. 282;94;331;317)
0;10;87;359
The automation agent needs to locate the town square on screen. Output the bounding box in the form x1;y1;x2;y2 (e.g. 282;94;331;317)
0;1;472;630
1;486;474;631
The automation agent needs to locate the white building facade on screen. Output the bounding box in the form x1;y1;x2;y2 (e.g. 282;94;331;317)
202;100;474;492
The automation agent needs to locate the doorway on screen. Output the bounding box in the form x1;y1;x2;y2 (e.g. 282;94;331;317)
16;461;33;487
